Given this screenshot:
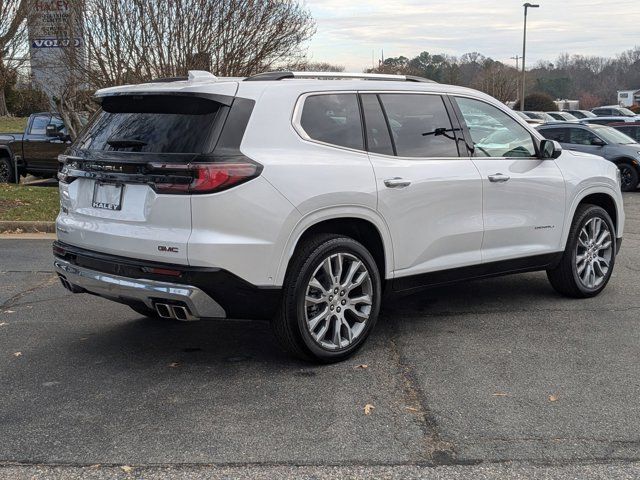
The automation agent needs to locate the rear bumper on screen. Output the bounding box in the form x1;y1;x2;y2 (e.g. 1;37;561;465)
54;258;226;319
53;241;281;320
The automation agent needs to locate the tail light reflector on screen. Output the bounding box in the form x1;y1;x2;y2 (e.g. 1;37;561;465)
147;162;261;194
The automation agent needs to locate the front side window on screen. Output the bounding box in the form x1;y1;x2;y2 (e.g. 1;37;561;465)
568;128;599;145
455;97;537;158
300;94;363;150
30;115;51;135
378;94;459;158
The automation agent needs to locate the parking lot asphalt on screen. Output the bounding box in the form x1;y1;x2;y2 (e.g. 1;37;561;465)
0;193;639;479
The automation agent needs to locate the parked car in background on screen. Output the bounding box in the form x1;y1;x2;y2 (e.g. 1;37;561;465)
564;109;596;119
0;112;71;183
537;122;640;191
522;111;558;122
547;111;578;121
609;122;640;143
581;116;639;126
515;110;543;125
592;106;639;117
52;70;625;362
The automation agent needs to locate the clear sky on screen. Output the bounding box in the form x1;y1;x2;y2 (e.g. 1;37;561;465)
303;0;640;71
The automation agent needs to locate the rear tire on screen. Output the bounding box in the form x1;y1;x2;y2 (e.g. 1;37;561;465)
618;163;638;192
547;205;616;298
272;234;382;363
0;156;17;184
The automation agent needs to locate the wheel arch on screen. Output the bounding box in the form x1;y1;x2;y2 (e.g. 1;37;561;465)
275;208;394;286
564;187;622;247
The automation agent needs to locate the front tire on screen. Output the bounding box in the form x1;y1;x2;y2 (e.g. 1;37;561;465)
547;205;616;298
272;234;382;363
618;163;639;192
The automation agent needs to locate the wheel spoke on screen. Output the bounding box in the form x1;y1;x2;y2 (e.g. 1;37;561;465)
348;294;372;306
334;253;344;284
308;307;329;330
341;317;354;343
305;294;325;305
332;316;342;346
345;305;368;322
342;260;362;288
309;277;328;294
322;257;334;281
312;316;331;342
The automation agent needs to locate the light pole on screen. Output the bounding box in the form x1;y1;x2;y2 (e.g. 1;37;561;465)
520;3;539;110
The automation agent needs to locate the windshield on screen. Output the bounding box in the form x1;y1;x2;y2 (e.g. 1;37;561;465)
76;95;226;154
592;125;637;144
619;107;637;117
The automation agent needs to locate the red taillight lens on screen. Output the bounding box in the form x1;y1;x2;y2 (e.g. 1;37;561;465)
147;162;261;194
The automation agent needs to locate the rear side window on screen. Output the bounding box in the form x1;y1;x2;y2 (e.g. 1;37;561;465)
539;127;568;143
300;94;363;150
378;94;459;158
77;95;226;154
361;94;394;156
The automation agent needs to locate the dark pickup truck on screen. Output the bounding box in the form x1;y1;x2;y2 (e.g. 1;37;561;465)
0;112;72;183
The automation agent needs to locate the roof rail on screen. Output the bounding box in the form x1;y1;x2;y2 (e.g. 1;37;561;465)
244;71;435;83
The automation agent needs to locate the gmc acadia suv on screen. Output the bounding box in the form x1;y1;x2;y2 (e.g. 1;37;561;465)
53;71;625;363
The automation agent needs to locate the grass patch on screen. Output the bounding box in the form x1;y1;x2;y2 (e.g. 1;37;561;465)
0;116;28;133
0;184;59;221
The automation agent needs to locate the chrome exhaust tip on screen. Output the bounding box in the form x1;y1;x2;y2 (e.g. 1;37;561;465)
155;303;174;319
171;305;196;321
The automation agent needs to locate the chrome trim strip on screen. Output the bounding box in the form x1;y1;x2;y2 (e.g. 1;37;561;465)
54;258;226;319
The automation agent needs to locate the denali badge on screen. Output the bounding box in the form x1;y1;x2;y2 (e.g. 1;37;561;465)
158;246;179;253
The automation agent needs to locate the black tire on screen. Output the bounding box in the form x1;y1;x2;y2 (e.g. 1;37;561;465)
618;163;639;192
547;205;616;298
0;156;17;184
272;234;382;363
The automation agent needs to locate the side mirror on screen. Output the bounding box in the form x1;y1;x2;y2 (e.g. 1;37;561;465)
540;139;562;159
591;137;606;146
46;124;63;138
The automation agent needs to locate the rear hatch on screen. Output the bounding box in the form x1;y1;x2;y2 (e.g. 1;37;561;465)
57;83;246;265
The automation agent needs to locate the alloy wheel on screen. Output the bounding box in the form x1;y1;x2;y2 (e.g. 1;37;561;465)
575;217;613;289
304;252;373;350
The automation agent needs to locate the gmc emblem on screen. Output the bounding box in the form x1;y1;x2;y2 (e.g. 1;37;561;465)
158;246;179;253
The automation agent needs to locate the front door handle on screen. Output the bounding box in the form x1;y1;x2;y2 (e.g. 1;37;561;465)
488;173;510;183
384;177;411;188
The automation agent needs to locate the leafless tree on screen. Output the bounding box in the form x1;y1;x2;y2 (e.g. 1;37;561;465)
0;0;29;116
55;0;315;134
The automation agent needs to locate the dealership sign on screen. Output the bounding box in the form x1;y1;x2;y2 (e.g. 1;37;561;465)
27;0;85;99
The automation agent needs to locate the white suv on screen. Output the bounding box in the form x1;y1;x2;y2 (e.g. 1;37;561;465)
54;71;625;362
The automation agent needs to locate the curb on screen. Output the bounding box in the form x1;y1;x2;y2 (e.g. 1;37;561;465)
0;221;56;234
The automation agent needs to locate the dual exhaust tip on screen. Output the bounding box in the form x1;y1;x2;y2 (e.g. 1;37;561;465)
154;303;197;321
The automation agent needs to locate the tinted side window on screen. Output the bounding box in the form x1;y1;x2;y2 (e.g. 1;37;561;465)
300;94;363;150
568;128;598;145
378;94;458;158
49;116;67;135
617;126;640;142
29;115;51;135
540;127;568;143
361;94;394;156
455;97;536;158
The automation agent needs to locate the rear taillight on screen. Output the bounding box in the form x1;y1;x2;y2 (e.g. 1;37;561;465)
146;162;262;194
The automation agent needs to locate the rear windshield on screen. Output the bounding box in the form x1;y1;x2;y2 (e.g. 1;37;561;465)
76;95;226;154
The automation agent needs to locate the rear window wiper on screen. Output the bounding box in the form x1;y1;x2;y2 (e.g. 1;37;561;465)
106;138;148;149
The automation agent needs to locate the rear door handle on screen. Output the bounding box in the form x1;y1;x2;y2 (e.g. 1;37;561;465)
488;173;510;183
384;177;411;188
